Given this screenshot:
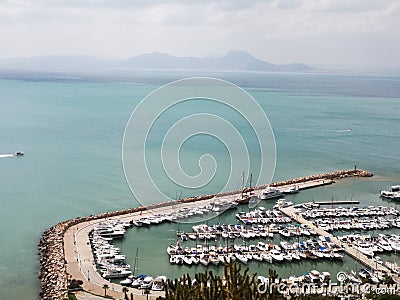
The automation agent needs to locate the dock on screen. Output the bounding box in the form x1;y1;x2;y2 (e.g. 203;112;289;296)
313;200;360;205
279;206;396;277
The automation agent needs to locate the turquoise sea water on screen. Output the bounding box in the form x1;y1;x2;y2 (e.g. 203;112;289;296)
0;71;400;299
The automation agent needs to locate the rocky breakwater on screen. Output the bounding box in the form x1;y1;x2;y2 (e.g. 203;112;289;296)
268;168;373;189
38;223;68;299
38;207;146;299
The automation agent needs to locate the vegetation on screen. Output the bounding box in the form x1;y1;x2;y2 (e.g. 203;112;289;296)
64;293;77;300
159;263;284;300
67;279;83;291
103;284;110;296
157;262;341;300
122;286;129;300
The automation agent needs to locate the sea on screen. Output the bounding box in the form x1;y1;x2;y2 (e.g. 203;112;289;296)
0;70;400;299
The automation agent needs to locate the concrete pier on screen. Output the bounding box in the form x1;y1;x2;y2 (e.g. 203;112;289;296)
313;200;360;205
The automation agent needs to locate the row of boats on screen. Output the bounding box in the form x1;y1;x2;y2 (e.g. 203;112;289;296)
89;220;167;291
300;205;399;219
258;186;299;200
130;200;240;227
90;220;132;279
261;268;388;287
166;235;345;266
235;206;293;225
181;222;318;241
310;216;400;232
339;233;400;258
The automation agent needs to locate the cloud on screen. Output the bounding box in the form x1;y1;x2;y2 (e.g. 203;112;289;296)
0;0;399;71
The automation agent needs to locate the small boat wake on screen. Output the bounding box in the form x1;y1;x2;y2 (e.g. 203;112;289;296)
0;152;24;158
325;128;352;133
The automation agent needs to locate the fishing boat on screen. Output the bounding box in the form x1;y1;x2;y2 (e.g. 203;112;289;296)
14;151;24;156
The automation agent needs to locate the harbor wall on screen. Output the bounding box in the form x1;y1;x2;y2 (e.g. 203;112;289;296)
37;168;372;299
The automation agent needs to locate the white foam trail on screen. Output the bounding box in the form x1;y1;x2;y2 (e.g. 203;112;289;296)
325;129;352;133
0;154;14;158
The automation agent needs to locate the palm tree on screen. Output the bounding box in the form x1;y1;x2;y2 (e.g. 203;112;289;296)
322;275;330;296
143;288;151;300
122;286;129;300
268;269;279;283
102;284;109;297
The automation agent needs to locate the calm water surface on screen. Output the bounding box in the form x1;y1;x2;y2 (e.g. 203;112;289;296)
0;71;399;299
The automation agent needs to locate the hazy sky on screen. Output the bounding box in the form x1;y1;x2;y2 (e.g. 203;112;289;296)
1;0;399;71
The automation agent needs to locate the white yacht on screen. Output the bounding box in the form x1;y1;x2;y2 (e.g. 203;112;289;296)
259;187;283;200
131;277;144;288
183;256;192;265
273;198;294;210
380;185;400;200
102;268;132;279
282;186;299;194
120;278;132;286
252;252;263;261
152;276;167;291
234;253;248;264
200;254;210;266
356;243;375;257
374;256;383;265
261;253;273;263
378;240;392;251
269;250;284;262
140;276;154;289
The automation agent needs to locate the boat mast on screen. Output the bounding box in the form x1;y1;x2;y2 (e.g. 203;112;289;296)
132;248;139;277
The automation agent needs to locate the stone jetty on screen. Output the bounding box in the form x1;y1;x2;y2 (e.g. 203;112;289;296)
38;168;372;299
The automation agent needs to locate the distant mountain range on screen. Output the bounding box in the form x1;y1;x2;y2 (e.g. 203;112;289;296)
0;50;314;73
124;50;313;72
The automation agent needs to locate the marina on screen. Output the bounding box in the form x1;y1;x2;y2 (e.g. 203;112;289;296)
37;168;398;299
279;205;397;278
